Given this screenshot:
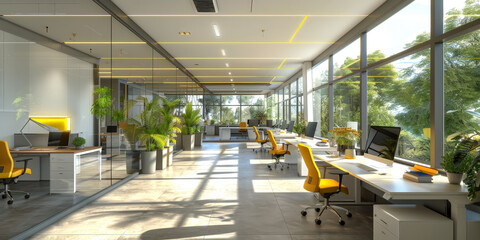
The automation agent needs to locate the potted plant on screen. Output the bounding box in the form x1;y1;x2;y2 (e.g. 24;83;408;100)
181;103;201;151
72;137;86;150
155;135;168;170
91;87;111;146
123;123;141;174
293;120;308;138
158;97;181;166
441;150;473;184
206;120;216;136
130;97;165;174
253;109;268;125
195;125;204;146
331;127;360;158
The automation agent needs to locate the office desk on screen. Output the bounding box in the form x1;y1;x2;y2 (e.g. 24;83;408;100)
283;138;336;176
314;153;475;240
271;131;297;140
219;127;272;141
11;147;102;194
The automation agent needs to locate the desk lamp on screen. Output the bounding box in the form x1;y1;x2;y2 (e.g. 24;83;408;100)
16;118;60;150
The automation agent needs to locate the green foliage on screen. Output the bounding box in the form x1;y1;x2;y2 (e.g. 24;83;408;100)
112;108;126;123
293;120;307;135
181;103;201;135
158;97;181;144
129;97;167;151
91;87;111;119
464;154;480;201
441;150;474;173
210;119;215;125
72;137;86;147
253;109;268;124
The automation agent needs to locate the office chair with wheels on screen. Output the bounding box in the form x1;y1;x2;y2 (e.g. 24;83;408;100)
298;143;352;225
266;130;290;170
0;140;32;204
253;126;268;152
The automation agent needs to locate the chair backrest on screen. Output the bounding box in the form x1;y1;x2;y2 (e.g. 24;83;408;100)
267;130;278;151
287;121;295;132
298;143;321;193
0;140;14;178
239;122;247;128
253;126;260;141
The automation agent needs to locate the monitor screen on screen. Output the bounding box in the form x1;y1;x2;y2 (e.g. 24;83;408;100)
364;126;401;162
305;122;318;138
48;131;70;146
280;120;287;129
287;121;295;132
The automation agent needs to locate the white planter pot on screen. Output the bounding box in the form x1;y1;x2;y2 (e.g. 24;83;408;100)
141;151;156;174
156;148;168;170
195;132;203;146
126;150;140;174
206;125;215;136
182;134;195;151
446;172;464;185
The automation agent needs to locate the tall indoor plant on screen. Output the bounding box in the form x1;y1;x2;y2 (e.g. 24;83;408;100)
181;102;201;151
157;97;181;168
91;87;111;145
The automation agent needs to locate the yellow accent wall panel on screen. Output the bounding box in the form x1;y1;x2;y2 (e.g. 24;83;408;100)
30;117;70;131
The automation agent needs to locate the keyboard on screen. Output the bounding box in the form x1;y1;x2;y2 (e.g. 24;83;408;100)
351;163;378;172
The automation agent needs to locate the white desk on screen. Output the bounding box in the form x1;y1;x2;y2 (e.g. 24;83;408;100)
283;138;336;176
12;147;102;194
219;127;272;141
314;153;477;240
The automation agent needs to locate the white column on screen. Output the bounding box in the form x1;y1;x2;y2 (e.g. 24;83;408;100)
302;62;313;121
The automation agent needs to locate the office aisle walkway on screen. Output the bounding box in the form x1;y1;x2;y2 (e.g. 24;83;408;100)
32;143;373;240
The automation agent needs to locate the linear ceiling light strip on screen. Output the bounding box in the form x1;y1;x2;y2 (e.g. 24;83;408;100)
92;0;212;94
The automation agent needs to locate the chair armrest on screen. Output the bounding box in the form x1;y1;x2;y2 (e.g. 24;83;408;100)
15;158;33;176
329;171;349;191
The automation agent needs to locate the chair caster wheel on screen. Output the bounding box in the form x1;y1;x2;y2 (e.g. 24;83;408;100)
2;194;6;199
281;168;283;171
315;208;321;212
339;220;345;225
346;212;352;218
301;210;307;216
25;194;30;199
315;219;322;225
8;200;13;205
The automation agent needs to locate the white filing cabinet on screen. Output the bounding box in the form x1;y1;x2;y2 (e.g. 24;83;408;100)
374;204;453;240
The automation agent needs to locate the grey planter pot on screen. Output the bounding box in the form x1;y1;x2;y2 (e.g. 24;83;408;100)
167;146;174;167
141;151;156;174
175;134;183;151
75;145;84;150
195;132;203;146
182;134;195;151
126;150;140;174
206;125;215;136
156;148;168;170
446;172;464;184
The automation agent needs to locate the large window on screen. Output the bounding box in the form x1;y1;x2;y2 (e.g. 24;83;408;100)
368;52;431;164
367;0;430;64
312;60;329;88
333;38;360;79
444;29;480;150
444;0;480;32
313;87;329;137
333;76;360;129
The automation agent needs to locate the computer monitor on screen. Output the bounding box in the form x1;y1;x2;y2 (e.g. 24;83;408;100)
48;131;70;147
305;122;318;138
287;121;295;132
280;120;287;130
248;119;259;127
364;126;401;165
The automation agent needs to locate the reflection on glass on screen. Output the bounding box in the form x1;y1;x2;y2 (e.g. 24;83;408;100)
334;38;360;79
444;0;480;32
368;51;430;164
312;60;329;87
313;87;329;137
367;0;430;64
444;30;480;150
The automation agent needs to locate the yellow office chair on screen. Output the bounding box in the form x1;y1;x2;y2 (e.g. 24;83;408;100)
266;130;290;170
0;140;32;204
253;126;268;152
238;121;248;139
298;143;352;225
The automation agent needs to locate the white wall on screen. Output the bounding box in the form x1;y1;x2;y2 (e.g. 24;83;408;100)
0;30;94;146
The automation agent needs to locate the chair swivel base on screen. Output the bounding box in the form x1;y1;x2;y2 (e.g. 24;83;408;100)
1;185;30;205
267;158;289;171
301;198;352;225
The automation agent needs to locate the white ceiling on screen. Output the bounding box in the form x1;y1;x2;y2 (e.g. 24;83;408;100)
0;0;387;94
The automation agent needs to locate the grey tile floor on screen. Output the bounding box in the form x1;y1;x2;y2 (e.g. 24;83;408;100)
30;142;373;239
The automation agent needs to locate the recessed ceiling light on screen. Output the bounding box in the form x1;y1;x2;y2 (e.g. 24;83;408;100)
213;25;220;37
225;63;229;67
230;79;233;81
179;32;191;35
221;49;226;56
228;72;232;75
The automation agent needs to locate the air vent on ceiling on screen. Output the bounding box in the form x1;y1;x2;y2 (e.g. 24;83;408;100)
192;0;218;13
